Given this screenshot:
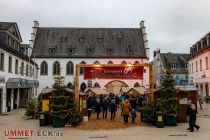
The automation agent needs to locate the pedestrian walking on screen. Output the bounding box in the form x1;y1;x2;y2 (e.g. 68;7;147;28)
131;109;137;124
102;98;109;119
121;99;132;124
94;99;101;119
109;100;117;121
186;100;191;130
198;94;203;110
189;104;200;132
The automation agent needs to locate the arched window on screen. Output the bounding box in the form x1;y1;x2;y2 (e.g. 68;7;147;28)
40;61;48;75
53;61;60;75
80;82;87;92
93;82;100;88
66;61;74;75
121;61;127;64
80;61;86;75
134;82;140;87
107;61;113;64
94;61;100;64
134;61;140;64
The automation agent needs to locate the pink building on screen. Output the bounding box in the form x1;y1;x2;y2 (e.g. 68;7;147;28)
188;32;210;99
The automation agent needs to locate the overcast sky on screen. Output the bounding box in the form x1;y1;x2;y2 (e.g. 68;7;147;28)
1;0;210;60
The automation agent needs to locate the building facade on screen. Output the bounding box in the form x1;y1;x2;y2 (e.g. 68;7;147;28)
31;21;150;94
153;49;189;87
188;32;210;97
0;22;39;113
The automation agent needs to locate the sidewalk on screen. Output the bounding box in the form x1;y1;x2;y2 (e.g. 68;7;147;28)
0;103;210;140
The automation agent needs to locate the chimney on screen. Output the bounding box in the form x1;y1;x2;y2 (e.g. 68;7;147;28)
29;21;39;57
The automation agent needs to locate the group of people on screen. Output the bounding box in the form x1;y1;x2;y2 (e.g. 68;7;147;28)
87;93;138;124
186;100;200;132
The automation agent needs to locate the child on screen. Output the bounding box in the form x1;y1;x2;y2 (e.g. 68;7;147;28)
131;109;137;124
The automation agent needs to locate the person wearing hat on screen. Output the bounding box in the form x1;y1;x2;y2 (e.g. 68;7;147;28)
189;103;200;132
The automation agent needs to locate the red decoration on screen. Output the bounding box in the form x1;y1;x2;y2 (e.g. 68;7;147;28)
84;66;143;79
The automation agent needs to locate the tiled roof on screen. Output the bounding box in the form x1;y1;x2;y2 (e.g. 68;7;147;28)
32;27;147;58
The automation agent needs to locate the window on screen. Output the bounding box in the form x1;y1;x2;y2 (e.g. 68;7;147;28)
127;45;133;54
206;57;209;70
107;48;114;54
15;59;18;74
0;53;4;71
79;38;85;42
192;63;194;73
189;64;191;74
12;40;15;49
30;66;32;77
8;36;11;46
66;61;74;75
26;64;29;76
21;62;24;75
121;61;127;64
134;82;140;87
87;49;93;54
196;61;198;72
79;61;86;75
94;61;100;64
107;61;113;64
40;61;48;75
97;38;103;42
53;61;60;75
69;48;75;54
200;59;202;71
171;64;177;69
8;56;12;73
134;61;140;64
49;48;55;53
185;64;188;70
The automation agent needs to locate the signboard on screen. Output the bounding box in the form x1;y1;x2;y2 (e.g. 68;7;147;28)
42;100;49;112
179;98;188;105
84;66;143;79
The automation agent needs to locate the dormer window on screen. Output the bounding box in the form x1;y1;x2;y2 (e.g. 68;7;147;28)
97;38;103;42
127;45;133;54
171;63;177;69
107;48;114;54
69;48;75;54
87;49;93;54
49;48;55;53
61;37;67;42
79;38;85;42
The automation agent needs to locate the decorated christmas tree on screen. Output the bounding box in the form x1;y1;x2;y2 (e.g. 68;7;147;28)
25;98;37;119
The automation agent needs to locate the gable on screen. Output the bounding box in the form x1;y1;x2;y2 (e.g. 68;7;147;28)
7;23;22;42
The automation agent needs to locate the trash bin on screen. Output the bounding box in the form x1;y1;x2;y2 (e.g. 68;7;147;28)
156;111;164;128
39;112;49;126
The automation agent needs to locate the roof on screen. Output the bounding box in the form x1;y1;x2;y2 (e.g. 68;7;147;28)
85;87;108;95
175;85;197;91
126;87;146;95
0;22;22;41
159;53;189;74
32;27;147;58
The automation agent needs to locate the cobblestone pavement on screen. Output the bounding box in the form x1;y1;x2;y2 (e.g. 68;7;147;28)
1;103;210;140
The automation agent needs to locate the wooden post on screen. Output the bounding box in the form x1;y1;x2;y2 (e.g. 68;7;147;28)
149;65;154;101
75;64;79;106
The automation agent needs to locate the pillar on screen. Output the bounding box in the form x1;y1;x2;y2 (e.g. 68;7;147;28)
17;89;20;108
10;89;14;110
208;83;210;96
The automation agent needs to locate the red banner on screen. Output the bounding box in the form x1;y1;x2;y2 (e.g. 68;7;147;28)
84;66;143;79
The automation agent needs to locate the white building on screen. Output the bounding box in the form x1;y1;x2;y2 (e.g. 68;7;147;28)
30;21;150;95
188;32;210;98
0;22;39;114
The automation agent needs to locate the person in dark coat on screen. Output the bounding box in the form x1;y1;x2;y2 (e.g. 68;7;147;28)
186;100;191;130
94;99;101;119
102;98;109;119
189;104;200;132
131;109;137;124
115;95;120;108
109;100;117;121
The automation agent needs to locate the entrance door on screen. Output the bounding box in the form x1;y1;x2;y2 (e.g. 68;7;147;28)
6;89;11;112
0;89;2;114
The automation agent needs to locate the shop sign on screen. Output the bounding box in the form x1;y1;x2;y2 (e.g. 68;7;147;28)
84;66;143;79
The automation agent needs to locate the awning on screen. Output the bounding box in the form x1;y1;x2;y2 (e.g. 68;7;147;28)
22;79;28;88
6;78;24;89
28;80;39;88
